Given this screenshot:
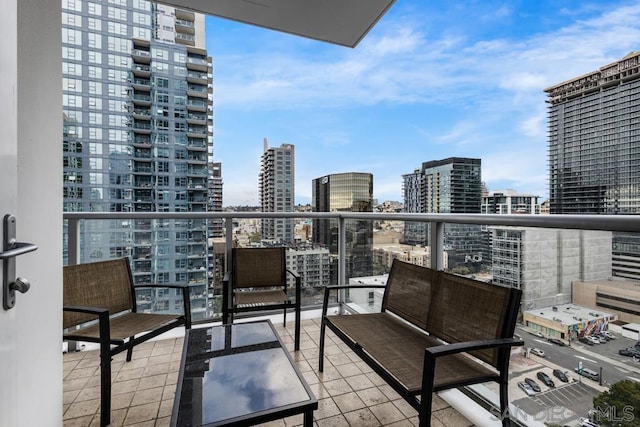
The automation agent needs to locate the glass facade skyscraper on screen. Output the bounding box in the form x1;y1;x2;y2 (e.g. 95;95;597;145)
312;172;373;283
546;52;640;281
546;52;640;215
402;157;483;268
62;1;216;319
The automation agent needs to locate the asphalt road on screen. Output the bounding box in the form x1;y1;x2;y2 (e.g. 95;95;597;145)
513;326;640;425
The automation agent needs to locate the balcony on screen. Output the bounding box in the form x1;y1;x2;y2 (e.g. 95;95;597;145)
63;316;472;426
61;211;640;426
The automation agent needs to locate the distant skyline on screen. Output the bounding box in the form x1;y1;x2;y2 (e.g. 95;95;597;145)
205;1;640;206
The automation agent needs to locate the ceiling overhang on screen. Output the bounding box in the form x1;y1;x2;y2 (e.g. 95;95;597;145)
156;0;395;48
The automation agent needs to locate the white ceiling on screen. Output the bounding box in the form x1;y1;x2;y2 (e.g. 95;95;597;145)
156;0;395;48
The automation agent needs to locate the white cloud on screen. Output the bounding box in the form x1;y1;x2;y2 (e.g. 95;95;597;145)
210;2;640;205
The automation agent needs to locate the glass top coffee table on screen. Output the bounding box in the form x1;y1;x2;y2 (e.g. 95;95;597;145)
171;320;317;426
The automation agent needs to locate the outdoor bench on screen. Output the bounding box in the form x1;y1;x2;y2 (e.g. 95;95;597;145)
319;259;523;427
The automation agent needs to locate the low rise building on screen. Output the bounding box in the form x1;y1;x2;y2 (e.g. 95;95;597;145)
523;304;614;343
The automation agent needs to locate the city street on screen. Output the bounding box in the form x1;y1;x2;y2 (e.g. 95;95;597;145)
505;326;640;425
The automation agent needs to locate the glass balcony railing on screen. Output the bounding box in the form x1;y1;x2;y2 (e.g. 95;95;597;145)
62;211;640;425
63;211;640;317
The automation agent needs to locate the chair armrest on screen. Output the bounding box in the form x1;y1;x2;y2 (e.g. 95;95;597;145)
421;337;523;397
63;306;111;344
322;284;387;316
63;305;108;315
133;283;188;290
132;283;192;328
285;269;302;305
424;337;524;358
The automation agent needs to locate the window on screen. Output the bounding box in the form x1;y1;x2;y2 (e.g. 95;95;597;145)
64;0;82;12
87;2;101;14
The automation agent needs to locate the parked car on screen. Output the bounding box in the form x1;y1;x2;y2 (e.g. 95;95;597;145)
536;371;555;387
530;348;545;357
619;347;640;357
579;336;595;346
552;369;569;382
602;331;616;339
575;367;600;381
524;377;541;392
547;337;565;346
579;416;601;427
585;336;600;345
594;333;609;342
528;330;544;338
518;381;536;396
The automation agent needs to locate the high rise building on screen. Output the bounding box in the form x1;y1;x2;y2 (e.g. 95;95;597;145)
312;172;374;283
402;157;483;268
481;190;540;214
259;139;295;244
481;189;540;270
62;1;215;319
208;162;223;238
545;52;640;280
490;227;612;310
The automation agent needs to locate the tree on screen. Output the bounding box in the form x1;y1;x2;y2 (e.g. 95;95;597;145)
592;380;640;426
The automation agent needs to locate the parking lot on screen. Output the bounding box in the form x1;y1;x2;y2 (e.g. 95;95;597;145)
499;328;640;425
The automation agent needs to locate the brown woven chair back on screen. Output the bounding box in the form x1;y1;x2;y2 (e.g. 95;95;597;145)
427;271;513;367
232;247;286;288
382;260;437;330
63;258;134;329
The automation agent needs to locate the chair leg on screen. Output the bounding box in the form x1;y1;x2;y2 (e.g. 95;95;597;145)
500;379;510;426
419;391;432;427
294;304;301;351
126;336;134;362
283;307;287;327
100;347;111;427
318;320;326;372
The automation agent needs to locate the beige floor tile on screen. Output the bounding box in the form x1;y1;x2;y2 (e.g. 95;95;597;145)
64;398;100;420
355;387;389;407
343;408;382;426
314;397;341;420
315;414;348;427
333;392;366;413
123;401;159;425
323;378;353;396
63;319;472;427
130;387;164;406
368;401;405;425
344;373;375;391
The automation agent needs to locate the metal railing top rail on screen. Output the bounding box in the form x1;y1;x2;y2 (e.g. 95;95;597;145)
63;211;640;233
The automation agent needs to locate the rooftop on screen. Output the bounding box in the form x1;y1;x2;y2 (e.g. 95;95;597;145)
524;304;613;327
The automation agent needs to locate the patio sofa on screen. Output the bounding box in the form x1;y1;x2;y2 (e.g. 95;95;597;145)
318;259;523;427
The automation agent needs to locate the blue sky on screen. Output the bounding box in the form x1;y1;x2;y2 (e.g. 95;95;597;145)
205;1;640;206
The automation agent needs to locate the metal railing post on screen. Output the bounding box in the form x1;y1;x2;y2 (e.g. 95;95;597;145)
429;220;444;271
338;215;346;313
67;217;80;266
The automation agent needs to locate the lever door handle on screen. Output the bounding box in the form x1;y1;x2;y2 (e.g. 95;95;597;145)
3;215;38;310
0;242;38;260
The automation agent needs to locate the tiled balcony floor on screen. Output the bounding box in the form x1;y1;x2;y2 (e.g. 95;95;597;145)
63;317;472;426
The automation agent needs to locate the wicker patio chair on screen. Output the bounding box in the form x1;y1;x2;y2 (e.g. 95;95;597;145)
63;257;192;427
222;247;301;350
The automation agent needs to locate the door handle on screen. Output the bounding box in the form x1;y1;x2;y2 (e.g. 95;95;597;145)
2;214;38;310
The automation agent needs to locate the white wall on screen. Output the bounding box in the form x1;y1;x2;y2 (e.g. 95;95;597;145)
16;1;63;425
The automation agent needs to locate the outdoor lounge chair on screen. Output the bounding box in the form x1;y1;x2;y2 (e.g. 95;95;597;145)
63;257;192;427
222;247;301;350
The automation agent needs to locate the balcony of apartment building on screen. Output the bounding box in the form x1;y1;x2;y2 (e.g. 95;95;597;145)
56;210;640;426
9;2;640;427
